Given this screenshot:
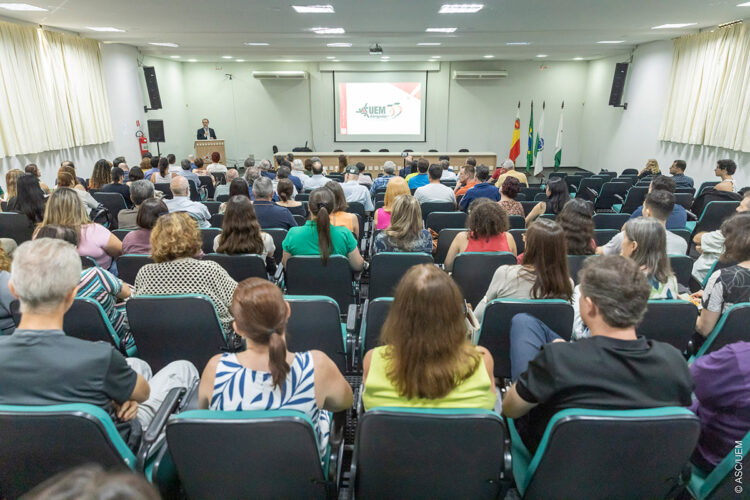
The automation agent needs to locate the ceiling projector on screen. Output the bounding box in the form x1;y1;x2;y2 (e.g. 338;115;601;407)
369;44;383;55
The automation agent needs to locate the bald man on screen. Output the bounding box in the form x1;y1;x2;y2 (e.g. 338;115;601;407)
163;176;211;228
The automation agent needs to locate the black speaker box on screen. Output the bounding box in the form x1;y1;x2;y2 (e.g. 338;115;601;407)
143;66;163;110
147;120;165;143
608;62;629;107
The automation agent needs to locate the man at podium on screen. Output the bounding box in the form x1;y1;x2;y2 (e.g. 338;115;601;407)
197;118;217;140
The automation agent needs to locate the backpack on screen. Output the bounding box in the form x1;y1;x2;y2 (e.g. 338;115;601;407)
90;204;116;229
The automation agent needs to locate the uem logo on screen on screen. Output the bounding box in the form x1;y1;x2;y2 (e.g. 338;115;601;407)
355;102;403;119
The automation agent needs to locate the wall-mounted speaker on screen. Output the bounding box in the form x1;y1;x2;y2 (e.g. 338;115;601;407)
143;66;162;111
608;62;629;109
147;120;165;143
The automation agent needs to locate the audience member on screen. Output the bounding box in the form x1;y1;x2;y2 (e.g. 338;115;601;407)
407;158;430;190
57;171;98;211
24;163;51;194
206;152;227;174
177;158;201;188
252;177;296;230
475;218;573;322
126;166;144;186
525;177;569;225
620;217;679;298
372;195;432;255
192;157;206;176
134;212;237;331
118;180;154;230
414;164;456;205
258;159;275;180
627;175;687;229
362;264;496;410
440;158;458;181
164;176;211;229
375;176;410;230
399;159;416;178
8;174;47;224
39;188;122;270
89;159;112;190
0;248;15;335
557;198;595;255
303;158;313;177
494;159;529;188
713;159;738;193
668;160;693;188
214;168;238;199
459;165;500;211
692;193;750;282
198;278;352;459
166;153;178;173
214;195;275;261
337;154;348;173
0;238;198;448
23;464;160;500
325;181;360;238
121;198;167;255
140;157;155;180
498;176;524;217
282;188;364;271
150;157;174;185
60;161;87;188
3;168;23;202
357;162;373;188
444;199;516;272
101;166;132;207
341;165;374;212
502;255;692;453
219;178;251;213
304;160;328;189
274;166;298;198
290;159;308;189
638;158;661;178
276;178;307;218
491;158;514;182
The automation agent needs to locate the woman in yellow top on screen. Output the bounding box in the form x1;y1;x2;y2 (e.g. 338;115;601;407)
324;181;359;239
362;264;496;410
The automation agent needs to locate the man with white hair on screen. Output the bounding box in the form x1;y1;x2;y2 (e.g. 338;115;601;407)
290;159;307;190
0;238;198;447
258;159;276;180
495;158;529;187
342;165;374;212
439;158;458;181
164;176;211;228
370;160;396;195
252;176;296;230
188;154;197;170
214;168;239;199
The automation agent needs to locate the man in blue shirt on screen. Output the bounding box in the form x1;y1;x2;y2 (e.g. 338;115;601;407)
371;161;396;194
628;175;687;229
669;160;694;189
341;165;374;212
407;158;430;190
459;164;500;211
252;176;297;230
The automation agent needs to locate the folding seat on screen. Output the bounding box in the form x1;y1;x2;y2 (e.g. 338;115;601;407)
509;229;526;253
201;200;221;215
126;294;229;373
296;192;310;202
621;168;639;176
212;172;227;185
203;253;267;282
508;214;526;229
636;300;697;352
209;213;223;228
200;228;221;254
111;229;132;241
187;180;202;201
117;254;154;284
567;254;595;284
264;227;287;264
615;175;637;185
434;229;464;265
293;214;307;226
478;299;573;380
691;303;750;359
615;186;648;214
368;252;433;299
286;295;348;374
520;201;538;216
452;252;517;307
508;407;700;500
198;176;215;199
285;255;357;312
520;187;544;200
597;171;617;181
352;408;510;500
548;172;566;181
689;201;740;235
425;211;466;233
564;174;583;191
215;194;230;202
700;259;736;289
669;255;694;288
357;297;392;360
374;192;386;203
91;192;127;228
0;212;35;244
688;429;750;500
62;297;134;355
593;229;619;246
592;213;629;230
420;201;456;221
533;192;548;202
670;229;692;248
81;255;98;268
674;192;694;210
154;183;173;199
697;181;719;196
593;182;630;211
577;177;604;198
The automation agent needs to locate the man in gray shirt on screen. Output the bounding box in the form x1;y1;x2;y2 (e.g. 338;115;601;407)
118;180;154;230
164;176;211;228
415;164;457;205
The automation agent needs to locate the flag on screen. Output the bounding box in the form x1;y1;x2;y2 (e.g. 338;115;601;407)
525;101;534;173
509;101;521;163
554;101;564;170
533;101;545;176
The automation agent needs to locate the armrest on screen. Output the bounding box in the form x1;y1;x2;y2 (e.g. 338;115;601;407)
613;194;624;203
346;303;359;372
686;210;698;221
135;386;186;471
273;263;284;285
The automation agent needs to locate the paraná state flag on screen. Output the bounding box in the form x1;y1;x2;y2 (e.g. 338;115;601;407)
509;102;521;162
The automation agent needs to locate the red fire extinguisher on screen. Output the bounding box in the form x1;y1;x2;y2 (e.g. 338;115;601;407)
136;120;149;156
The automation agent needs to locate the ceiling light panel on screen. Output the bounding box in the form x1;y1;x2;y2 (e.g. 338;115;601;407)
293;4;334;13
312;27;345;34
439;4;483;13
426;27;457;33
0;3;47;10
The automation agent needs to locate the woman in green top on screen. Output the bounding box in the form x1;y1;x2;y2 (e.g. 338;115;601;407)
282;187;365;271
362;264;496;410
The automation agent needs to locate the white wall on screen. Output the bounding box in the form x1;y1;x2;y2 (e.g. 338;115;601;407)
580;39;750;188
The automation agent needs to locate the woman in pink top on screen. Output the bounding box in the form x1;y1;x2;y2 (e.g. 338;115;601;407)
122;198;168;255
375;176;410;230
38;188;122;270
444;199;516;272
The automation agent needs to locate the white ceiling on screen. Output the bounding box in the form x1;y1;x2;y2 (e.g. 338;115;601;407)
2;0;749;62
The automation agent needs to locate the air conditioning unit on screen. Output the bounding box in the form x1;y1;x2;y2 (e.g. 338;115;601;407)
252;71;308;80
452;70;508;80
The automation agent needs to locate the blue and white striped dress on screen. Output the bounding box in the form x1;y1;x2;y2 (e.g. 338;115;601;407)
210;351;331;459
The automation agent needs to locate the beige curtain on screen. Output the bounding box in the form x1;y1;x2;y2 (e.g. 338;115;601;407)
659;23;750;153
0;20;113;158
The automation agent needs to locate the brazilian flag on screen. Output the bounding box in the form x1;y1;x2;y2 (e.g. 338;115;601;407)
526;101;534;173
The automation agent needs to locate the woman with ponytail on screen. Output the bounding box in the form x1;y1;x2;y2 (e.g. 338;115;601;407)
282;187;364;270
198;278;353;460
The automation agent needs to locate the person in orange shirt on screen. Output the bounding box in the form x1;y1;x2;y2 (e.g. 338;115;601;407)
454;164;478;197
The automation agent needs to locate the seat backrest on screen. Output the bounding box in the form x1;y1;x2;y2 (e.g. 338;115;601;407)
264;228;287;264
166;410;328;500
578;177;604;194
434;228;464;264
425;211;466;233
200;228;221;254
369;252;434;299
696;303;750;357
209;213;223;228
293;214;306;226
697;181;719;196
201;200;221;216
509;229;525;253
520;187;543;199
515;407;700;500
420;202;456;220
593;229;619;246
286;296;346;373
126;294;226;372
198;176;215;199
565;174;583;189
478;300;573;379
154;183;173;199
215;194;230;202
116;254;153;284
592;213;630;230
621;168;639;176
0;403;135;499
285;255;354;311
452;252;517;307
0;212;35;244
360;297;393;357
354;408;507;500
636;300;697;352
670;229;692;248
520;200;538;216
621;186;649;213
188;180;201;201
204;253;267;282
533;192;548;202
694;201;741;234
674;192;694;210
567;254;595;284
346;201;366;219
62;298;120;349
91;192;127;222
668;255;694;288
111;229;131;241
508;214;526;229
594;182;630;210
693;429;750;500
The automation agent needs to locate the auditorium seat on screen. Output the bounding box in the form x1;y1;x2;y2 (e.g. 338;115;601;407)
533;192;548;202
592;213;629;230
112;229;132;241
564;174;583;191
204;253;267;282
198;176;215;199
0;212;36;244
509;229;526;253
548;172;566;181
293;214;306;226
62;297;132;355
689;201;740;235
358;297;392;359
520;187;544;200
117;254;154;285
352;408;509;500
201;200;221;216
520;201;538;216
209;213;223;228
597;171;617;181
368;252;433;299
621;168;639;176
668;255;694;288
81;255;97;269
593;229;619;246
691;303;750;359
670;229;691;249
697;181;719;197
452;252;517;307
154;183;173;199
286;295;349;374
636;300;697;352
567;254;596;284
577;177;604;198
285;255;357;313
425;211;466;233
200;228;221;254
674;192;694;210
91;192;127;228
593;182;630;211
265;228;287;264
689;429;750;500
507;215;525;230
508;407;700;499
215;194;230;202
420;201;456;221
296;192;310;202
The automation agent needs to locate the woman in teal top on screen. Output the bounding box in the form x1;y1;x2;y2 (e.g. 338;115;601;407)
282;187;365;271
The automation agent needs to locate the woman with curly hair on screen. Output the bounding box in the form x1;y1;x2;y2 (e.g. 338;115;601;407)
444;198;517;272
556;199;595;255
498;176;524;217
133;212;237;332
89;159;112;190
638;158;661;178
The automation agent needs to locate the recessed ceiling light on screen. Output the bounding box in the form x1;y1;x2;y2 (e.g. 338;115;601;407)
86;26;125;32
506;42;530;46
652;23;696;29
417;42;442;46
439;3;484;14
187;59;197;62
483;54;494;58
293;4;334;13
426;27;457;33
236;59;245;62
312;27;345;34
573;57;584;60
597;40;625;44
432;55;441;58
536;54;548;58
738;1;750;6
245;42;270;46
326;56;336;59
222;55;233;59
170;55;180;59
332;59;339;62
327;42;352;47
0;3;47;11
149;42;179;47
381;56;390;59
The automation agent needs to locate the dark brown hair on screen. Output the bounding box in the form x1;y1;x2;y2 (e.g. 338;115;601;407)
277;178;294;202
136;198;167;230
228;178;250;198
309;188;335;265
56;171;76;188
128;166;144;182
211;151;221;163
338;154;348;170
158;157;169;177
522;218;573;300
90;159;111;189
501;176;522;198
721;212;750;263
381;265;480;399
556;199;595;256
217;196;265;255
231;278;290;388
467;199;509;239
324;181;348;212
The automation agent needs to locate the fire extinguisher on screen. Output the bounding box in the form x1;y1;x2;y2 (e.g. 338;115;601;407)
136;120;149;156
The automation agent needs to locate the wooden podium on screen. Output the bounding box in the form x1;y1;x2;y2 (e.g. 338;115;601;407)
194;140;226;163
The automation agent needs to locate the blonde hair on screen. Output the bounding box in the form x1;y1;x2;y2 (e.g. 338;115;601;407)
150;212;201;262
0;247;11;272
384;194;424;247
383;176;410;213
5;169;24;199
645;159;661;175
40;187;89;236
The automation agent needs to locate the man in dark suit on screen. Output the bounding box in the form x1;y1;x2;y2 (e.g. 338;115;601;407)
197;118;217;140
